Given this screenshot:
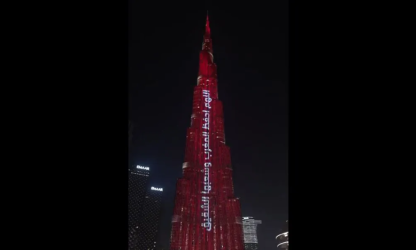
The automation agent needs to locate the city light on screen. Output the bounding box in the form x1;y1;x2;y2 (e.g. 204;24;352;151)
276;232;288;239
136;165;149;171
151;187;163;192
277;241;288;248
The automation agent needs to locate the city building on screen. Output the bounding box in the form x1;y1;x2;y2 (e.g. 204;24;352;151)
169;14;245;250
128;226;139;250
242;217;262;250
276;220;288;249
135;186;164;250
128;165;150;250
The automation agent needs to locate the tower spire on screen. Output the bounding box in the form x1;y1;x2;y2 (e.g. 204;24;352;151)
205;11;211;37
202;12;213;52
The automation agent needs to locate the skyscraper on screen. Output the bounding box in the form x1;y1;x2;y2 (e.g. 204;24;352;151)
128;226;139;250
170;15;244;250
136;186;164;250
276;220;288;249
129;164;164;250
242;217;262;250
128;165;150;250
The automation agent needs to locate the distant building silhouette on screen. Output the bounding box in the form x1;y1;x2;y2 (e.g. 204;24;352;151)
242;217;262;250
136;185;163;250
128;165;150;250
128;165;163;250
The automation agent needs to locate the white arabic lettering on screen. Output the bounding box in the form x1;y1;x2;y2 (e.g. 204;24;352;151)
201;89;212;231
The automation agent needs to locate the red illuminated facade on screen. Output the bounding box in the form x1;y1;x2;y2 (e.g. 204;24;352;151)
170;15;244;250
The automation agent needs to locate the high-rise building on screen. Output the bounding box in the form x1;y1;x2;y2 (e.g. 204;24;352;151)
128;165;150;250
136;186;164;250
242;217;262;250
170;14;245;250
128;226;139;250
129;164;164;250
276;220;288;249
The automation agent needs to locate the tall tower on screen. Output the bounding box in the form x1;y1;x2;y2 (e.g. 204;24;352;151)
242;217;262;250
170;14;244;250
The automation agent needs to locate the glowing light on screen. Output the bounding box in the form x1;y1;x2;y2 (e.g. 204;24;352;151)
277;241;289;248
276;232;288;239
151;187;163;192
136;165;149;171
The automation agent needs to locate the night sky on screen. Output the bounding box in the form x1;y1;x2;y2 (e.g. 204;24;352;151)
129;6;288;250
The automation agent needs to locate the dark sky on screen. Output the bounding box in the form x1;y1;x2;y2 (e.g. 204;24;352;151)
129;6;288;250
